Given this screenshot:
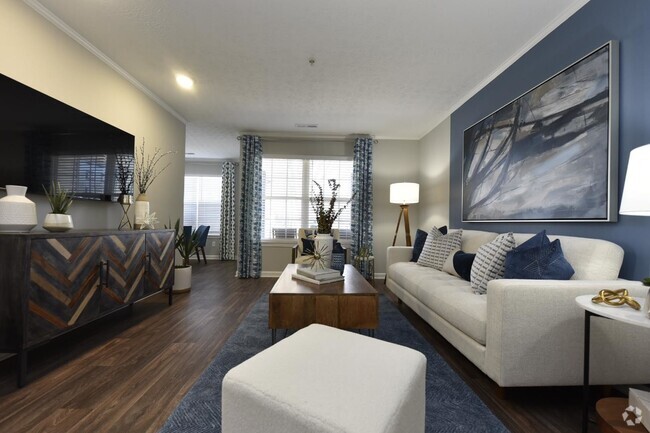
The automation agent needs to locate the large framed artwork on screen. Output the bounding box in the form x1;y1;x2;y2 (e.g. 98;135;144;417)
462;41;619;222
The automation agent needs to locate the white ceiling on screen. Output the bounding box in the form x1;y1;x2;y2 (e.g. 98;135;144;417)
31;0;588;159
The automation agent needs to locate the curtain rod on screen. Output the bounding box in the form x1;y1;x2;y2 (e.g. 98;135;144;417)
236;135;378;144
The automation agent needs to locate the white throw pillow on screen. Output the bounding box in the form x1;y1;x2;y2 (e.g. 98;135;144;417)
417;228;463;271
470;232;516;295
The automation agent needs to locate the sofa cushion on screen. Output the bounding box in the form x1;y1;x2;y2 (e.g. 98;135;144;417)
457;230;499;254
471;232;516;295
417;228;462;270
411;226;447;262
389;262;487;345
504;232;575;280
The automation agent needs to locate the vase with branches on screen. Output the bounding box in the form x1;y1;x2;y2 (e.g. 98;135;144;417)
134;139;174;195
309;179;354;235
133;138;174;229
115;152;134;196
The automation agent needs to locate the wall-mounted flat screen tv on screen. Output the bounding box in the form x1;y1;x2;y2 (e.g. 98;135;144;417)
0;73;135;201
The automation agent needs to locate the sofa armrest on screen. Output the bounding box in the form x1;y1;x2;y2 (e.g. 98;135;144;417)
386;246;413;270
484;278;650;386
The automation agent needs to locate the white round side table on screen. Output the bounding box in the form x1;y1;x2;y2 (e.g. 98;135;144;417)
575;294;650;433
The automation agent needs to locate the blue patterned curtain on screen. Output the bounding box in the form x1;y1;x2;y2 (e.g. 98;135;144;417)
237;136;263;278
351;137;374;278
220;161;236;261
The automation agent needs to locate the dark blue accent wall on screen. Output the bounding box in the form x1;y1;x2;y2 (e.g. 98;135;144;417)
450;0;650;279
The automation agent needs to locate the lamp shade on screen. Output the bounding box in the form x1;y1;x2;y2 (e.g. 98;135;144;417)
620;144;650;216
390;182;419;204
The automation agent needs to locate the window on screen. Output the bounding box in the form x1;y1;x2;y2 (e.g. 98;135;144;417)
184;176;222;235
262;158;353;240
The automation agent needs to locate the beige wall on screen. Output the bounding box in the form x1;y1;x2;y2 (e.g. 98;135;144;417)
0;1;186;229
373;139;420;274
418;117;450;230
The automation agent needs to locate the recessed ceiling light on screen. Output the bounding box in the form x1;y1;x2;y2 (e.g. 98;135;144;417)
176;74;194;90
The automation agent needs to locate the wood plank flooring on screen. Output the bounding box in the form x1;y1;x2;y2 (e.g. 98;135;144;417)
0;261;600;432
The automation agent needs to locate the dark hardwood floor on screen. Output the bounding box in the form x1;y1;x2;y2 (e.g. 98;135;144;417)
0;261;601;432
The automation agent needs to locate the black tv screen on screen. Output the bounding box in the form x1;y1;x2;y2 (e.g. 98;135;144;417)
0;73;135;201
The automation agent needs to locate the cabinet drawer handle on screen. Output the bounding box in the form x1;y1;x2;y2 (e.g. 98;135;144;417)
99;260;110;288
145;253;151;273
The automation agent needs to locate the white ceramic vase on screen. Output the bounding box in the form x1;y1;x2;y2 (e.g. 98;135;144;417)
314;233;334;269
173;266;192;293
0;185;37;233
134;193;149;230
43;213;74;232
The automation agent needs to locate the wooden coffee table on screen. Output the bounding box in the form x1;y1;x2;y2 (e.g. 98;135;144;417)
269;264;378;343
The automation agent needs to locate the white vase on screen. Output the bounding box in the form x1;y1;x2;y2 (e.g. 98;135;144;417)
0;185;37;233
134;193;149;230
43;213;74;232
173;265;192;293
314;233;334;269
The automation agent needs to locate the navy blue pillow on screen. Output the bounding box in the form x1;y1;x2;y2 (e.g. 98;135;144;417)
301;238;315;255
453;251;475;281
410;226;447;262
504;235;575;280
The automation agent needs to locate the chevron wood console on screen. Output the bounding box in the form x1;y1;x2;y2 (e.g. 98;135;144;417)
0;229;175;387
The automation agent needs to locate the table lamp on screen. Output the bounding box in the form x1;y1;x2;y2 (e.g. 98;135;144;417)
620;144;650;318
390;182;419;246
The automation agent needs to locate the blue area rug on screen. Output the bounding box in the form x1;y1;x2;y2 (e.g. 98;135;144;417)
160;295;509;433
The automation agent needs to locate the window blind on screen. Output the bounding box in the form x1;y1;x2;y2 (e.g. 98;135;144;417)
183;176;222;235
262;158;353;240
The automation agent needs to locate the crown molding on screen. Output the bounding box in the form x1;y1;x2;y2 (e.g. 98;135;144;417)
23;0;187;124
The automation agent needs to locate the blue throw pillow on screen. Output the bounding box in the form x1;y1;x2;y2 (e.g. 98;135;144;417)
411;226;447;262
453;251;475;281
504;235;575;280
301;238;315;256
517;229;550;250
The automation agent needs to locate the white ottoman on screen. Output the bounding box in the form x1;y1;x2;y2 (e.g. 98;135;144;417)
222;324;426;433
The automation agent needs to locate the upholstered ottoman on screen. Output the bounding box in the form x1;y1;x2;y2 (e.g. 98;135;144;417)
222;324;426;433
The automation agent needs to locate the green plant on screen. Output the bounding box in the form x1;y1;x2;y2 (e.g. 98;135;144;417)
43;181;73;214
309;179;355;234
134;138;174;194
166;219;199;267
642;277;650;287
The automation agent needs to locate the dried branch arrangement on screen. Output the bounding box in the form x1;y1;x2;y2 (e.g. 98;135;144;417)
134;138;175;194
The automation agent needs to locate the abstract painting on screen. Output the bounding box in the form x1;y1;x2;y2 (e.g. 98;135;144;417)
462;42;618;222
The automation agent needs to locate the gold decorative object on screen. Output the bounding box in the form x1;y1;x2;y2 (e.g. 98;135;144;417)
591;289;641;310
304;244;329;270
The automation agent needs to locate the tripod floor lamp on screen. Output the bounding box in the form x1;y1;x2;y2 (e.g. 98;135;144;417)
390;182;419;246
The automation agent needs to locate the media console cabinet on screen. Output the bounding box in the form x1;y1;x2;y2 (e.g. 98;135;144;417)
0;229;175;387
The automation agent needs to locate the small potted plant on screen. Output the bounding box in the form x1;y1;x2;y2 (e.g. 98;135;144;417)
42;181;74;232
167;218;199;293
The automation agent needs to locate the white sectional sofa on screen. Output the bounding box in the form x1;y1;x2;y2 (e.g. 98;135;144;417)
386;229;650;388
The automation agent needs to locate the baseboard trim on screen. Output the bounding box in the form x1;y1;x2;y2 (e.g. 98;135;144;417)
261;271;282;278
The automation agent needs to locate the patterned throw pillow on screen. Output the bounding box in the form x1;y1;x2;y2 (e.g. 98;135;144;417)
411;226;447;262
417;228;462;270
470;232;516;295
504;232;575;280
